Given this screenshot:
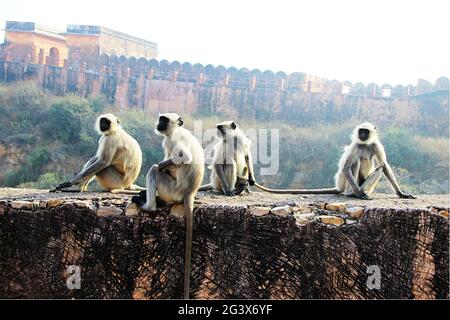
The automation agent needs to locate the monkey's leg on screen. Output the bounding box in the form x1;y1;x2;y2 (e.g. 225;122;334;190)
96;166;126;191
142;165;159;211
381;163;416;199
213;163;237;196
334;172;346;193
360;166;383;196
70;156;109;188
142;165;180;211
80;176;95;192
343;161;371;199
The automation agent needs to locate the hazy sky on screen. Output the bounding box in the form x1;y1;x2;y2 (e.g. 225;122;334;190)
1;0;448;85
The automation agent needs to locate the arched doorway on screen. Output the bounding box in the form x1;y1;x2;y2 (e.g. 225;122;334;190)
49;47;60;66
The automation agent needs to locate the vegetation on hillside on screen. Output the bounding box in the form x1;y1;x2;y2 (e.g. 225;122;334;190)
0;81;448;194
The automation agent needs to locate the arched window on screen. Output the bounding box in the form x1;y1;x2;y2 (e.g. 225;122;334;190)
49;47;60;66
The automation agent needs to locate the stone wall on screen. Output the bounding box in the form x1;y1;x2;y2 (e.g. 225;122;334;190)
0;59;448;127
0;189;448;299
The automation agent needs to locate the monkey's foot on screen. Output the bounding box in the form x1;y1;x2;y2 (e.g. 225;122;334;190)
140;204;158;212
234;180;249;195
170;203;186;218
50;186;82;193
131;191;146;207
399;194;416;199
346;193;373;200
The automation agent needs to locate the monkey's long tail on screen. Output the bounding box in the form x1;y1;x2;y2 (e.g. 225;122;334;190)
198;184;214;191
183;201;194;300
110;189;141;195
253;182;341;194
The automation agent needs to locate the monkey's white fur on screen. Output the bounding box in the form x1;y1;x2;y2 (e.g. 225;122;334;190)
333;122;414;199
76;113;143;191
208;121;253;193
255;122;414;199
143;113;204;209
142;112;204;300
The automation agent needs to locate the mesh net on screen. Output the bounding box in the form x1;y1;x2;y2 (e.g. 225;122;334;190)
0;202;448;299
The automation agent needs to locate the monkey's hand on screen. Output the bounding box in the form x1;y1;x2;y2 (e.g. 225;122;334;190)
248;177;255;186
399;193;416;199
54;181;73;190
57;182;73;189
225;190;236;196
355;189;372;200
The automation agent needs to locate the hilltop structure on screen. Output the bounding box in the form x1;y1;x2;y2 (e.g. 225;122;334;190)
0;21;158;68
0;21;448;120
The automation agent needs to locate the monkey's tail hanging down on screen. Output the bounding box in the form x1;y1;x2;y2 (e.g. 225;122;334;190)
253;182;341;194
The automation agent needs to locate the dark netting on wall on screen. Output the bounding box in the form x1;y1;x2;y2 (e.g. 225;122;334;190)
0;203;448;299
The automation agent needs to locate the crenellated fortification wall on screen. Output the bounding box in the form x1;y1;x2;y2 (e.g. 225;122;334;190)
0;56;448;126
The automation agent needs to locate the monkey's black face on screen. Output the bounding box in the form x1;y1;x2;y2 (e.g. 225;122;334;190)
157;116;170;132
99;117;111;132
217;122;236;138
217;125;226;137
358;128;370;141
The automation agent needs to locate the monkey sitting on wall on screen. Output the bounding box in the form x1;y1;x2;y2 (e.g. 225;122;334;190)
53;113;144;193
255;122;416;200
131;113;204;299
199;121;255;196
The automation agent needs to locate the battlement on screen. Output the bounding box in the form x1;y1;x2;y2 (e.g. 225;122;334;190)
91;56;448;98
1;21;447;99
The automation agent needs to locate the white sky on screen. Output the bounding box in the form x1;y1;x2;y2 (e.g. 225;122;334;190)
1;0;449;86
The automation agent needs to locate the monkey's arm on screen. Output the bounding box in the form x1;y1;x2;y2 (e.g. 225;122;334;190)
343;153;371;199
54;157;109;191
70;156;110;184
214;164;234;196
70;140;115;185
158;159;175;171
245;152;255;186
159;142;193;170
374;144;416;199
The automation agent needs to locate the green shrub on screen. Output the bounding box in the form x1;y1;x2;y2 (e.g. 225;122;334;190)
7;81;45;111
43;96;93;143
88;95;110;113
3;147;51;187
18;172;60;189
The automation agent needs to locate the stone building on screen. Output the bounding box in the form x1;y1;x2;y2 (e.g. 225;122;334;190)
0;21;158;69
66;25;158;68
2;21;68;67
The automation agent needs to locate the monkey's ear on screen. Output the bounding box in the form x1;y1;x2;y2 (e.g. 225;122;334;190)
231;122;237;129
117;118;121;124
178;118;184;127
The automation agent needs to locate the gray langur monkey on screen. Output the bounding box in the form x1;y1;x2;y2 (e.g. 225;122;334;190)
132;113;204;299
53;113;144;193
255;122;416;200
198;121;255;196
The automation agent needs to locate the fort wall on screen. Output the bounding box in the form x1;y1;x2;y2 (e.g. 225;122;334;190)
0;57;448;129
